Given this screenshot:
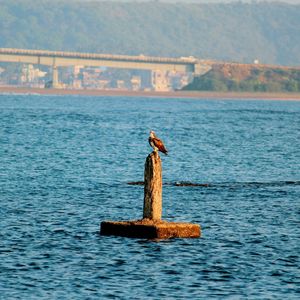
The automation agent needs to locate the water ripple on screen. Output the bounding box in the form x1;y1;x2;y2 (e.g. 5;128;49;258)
0;95;299;299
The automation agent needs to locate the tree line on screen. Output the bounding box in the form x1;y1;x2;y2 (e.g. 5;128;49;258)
0;1;299;66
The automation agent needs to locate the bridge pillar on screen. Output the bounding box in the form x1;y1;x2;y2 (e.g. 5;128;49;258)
52;65;60;89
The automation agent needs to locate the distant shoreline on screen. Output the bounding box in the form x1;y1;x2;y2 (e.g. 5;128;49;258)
1;86;300;101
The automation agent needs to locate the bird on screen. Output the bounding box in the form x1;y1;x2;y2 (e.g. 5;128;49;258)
148;130;168;155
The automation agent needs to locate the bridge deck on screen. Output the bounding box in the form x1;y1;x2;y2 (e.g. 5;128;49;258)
0;48;197;65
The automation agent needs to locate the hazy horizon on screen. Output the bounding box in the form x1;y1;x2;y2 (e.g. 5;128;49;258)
1;0;299;65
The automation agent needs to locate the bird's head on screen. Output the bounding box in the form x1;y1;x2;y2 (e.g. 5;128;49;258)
149;130;156;138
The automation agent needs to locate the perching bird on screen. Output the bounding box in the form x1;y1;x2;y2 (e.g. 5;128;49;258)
149;130;168;155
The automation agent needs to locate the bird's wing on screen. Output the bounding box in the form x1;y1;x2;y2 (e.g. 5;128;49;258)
153;137;168;153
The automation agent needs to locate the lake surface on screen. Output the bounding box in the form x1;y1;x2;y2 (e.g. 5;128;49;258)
0;94;299;299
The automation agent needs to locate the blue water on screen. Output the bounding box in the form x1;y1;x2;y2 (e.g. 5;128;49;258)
0;94;299;299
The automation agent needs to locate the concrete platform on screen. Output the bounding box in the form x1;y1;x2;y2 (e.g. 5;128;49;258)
100;219;201;239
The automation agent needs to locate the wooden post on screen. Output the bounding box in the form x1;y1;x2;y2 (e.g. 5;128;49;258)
143;151;162;220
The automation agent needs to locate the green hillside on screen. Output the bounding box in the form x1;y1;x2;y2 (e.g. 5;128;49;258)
183;63;300;92
0;0;300;65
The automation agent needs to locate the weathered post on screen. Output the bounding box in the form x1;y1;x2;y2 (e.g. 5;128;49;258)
143;151;162;220
100;139;201;239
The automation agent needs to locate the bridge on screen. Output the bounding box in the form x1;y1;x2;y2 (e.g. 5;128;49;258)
0;48;204;89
